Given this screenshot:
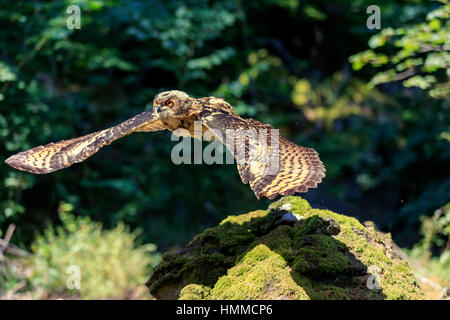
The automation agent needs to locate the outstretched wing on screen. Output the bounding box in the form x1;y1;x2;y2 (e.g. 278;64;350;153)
5;111;165;174
201;101;326;200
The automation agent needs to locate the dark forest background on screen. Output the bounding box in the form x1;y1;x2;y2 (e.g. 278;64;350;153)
0;0;448;299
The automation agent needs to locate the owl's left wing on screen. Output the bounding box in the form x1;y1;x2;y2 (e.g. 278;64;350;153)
5;111;165;174
201;103;326;200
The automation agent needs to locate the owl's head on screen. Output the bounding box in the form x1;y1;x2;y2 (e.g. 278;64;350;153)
153;90;192;119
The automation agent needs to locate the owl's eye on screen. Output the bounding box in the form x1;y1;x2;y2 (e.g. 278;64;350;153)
166;99;174;107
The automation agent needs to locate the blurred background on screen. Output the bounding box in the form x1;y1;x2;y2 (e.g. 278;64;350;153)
0;0;448;299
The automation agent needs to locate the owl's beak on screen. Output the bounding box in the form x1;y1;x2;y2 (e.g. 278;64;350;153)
154;104;172;119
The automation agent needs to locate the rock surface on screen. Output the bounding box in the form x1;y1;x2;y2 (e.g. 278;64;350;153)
146;197;424;300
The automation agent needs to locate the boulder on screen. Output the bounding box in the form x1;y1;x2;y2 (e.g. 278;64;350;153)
147;196;424;300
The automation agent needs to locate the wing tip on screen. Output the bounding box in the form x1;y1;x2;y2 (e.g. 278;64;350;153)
5;154;49;174
5;154;23;168
257;165;326;200
5;154;25;171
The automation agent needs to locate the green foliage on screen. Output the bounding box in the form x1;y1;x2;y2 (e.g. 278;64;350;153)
422;203;450;256
28;202;161;299
0;0;252;248
350;1;450;99
0;0;448;260
410;203;449;261
406;203;450;287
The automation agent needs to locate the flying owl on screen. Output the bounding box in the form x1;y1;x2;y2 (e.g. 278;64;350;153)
5;90;325;199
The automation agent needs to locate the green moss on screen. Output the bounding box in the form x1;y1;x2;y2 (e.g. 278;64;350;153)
253;225;294;262
147;196;424;300
211;244;307;300
294;234;356;278
269;196;311;213
220;209;268;225
179;284;211;300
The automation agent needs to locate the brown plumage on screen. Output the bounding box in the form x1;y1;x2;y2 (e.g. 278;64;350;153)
5;90;325;199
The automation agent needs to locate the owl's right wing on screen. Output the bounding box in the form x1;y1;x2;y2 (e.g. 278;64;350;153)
5;111;165;174
201;103;325;200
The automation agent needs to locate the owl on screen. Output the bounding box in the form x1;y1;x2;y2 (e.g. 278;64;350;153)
5;90;325;199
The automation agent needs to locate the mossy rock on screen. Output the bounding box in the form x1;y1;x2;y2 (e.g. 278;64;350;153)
146;197;424;300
